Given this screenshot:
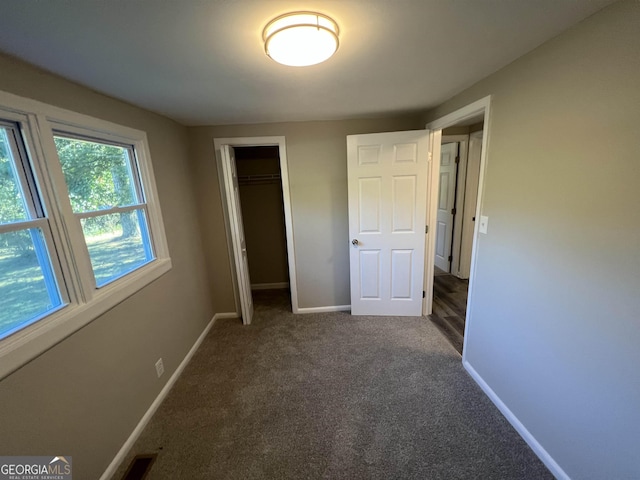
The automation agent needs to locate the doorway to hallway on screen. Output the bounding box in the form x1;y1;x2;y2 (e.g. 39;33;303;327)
430;266;468;354
425;97;488;355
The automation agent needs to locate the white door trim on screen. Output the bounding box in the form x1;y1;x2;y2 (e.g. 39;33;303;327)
220;146;254;324
422;95;492;346
422;130;442;316
214;136;299;314
427;97;492;131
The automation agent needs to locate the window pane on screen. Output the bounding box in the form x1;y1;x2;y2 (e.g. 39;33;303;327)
54;136;137;213
0;127;29;224
0;228;63;339
80;209;154;287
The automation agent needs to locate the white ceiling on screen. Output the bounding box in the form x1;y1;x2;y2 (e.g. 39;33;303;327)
0;0;614;126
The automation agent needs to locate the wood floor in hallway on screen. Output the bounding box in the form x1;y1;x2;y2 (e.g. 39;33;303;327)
429;268;468;354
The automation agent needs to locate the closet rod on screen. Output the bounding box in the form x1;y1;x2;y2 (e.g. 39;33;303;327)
238;173;281;185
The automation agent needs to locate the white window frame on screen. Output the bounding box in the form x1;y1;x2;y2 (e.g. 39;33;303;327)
49;124;157;290
0;90;171;380
0;117;69;333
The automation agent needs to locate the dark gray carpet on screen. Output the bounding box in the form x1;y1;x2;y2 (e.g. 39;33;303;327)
112;290;552;479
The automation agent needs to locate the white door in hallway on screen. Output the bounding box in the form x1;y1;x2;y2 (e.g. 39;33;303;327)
458;132;483;279
434;142;458;272
347;130;430;316
220;145;254;325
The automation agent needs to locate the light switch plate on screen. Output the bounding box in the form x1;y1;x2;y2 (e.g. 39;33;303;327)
479;215;489;234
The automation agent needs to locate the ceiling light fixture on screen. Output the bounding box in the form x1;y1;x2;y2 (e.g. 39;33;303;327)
263;12;339;67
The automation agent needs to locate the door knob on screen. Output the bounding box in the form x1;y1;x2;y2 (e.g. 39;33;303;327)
352;239;359;246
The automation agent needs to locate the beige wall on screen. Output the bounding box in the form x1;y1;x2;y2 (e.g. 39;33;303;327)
0;54;214;478
424;1;640;478
442;125;470;136
189;115;422;310
468;121;484;133
442;122;484;136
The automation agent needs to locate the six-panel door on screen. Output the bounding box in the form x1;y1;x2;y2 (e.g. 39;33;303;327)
347;131;429;316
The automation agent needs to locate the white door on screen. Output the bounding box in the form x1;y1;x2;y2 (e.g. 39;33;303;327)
220;146;254;325
434;142;458;272
459;131;483;279
347;130;430;316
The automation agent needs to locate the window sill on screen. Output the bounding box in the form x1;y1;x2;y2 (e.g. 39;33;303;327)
0;257;172;380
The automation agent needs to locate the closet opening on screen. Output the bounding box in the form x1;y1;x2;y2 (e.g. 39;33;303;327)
216;135;298;324
234;146;291;309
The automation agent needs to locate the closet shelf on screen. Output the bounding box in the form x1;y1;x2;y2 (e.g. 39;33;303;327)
238;173;281;185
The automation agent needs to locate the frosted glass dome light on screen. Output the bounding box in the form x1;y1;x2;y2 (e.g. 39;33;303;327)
263;12;339;67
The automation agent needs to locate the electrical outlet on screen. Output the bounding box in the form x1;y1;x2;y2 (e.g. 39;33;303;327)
155;358;164;378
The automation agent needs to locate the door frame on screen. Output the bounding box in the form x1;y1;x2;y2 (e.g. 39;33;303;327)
219;145;254;324
214;136;299;314
422;96;492;325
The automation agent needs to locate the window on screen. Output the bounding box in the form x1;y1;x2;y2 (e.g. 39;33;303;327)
53;135;154;287
0;123;64;339
0;91;171;379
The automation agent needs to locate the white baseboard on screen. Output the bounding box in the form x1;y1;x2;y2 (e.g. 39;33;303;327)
463;360;570;480
295;305;351;314
251;282;289;291
99;312;236;480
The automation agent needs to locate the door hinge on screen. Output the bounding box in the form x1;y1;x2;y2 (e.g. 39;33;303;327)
422;290;425;298
425;225;429;234
451;208;457;215
455;156;460;164
448;255;453;262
